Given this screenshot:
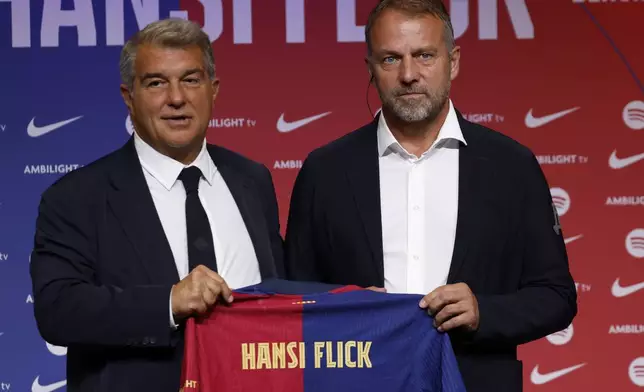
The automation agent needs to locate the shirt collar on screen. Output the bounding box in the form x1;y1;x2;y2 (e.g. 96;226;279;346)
133;132;216;191
377;99;467;158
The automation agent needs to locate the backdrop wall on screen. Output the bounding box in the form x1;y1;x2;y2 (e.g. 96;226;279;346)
0;1;642;391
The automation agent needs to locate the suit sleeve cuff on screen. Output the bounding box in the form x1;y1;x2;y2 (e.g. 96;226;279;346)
170;287;178;330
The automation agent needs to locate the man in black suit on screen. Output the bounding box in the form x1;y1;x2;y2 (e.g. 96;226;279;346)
284;1;577;391
30;18;284;392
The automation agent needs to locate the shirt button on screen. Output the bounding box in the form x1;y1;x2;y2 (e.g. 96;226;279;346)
413;255;419;260
413;205;420;211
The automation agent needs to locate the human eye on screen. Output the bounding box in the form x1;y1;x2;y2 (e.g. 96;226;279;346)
382;56;398;65
147;79;165;88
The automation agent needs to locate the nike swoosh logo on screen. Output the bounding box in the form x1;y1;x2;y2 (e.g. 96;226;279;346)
530;363;585;384
525;107;579;128
27;116;83;137
564;234;583;244
32;376;66;392
277;112;331;133
608;150;644;169
611;278;644;298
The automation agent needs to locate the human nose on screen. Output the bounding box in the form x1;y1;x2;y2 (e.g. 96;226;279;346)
399;55;420;84
166;81;186;107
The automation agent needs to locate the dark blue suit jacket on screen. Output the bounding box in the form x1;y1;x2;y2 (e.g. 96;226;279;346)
30;138;285;392
284;111;577;392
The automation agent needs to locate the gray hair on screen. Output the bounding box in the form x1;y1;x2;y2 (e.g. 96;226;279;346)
365;0;455;57
119;18;215;90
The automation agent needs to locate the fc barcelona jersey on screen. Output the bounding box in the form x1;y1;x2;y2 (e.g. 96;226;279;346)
180;279;467;392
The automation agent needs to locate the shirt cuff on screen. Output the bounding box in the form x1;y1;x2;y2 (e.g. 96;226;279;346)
170;287;178;329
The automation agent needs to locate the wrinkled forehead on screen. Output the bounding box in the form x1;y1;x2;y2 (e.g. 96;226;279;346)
370;11;447;54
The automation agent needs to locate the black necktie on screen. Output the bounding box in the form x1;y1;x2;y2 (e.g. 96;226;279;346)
179;166;218;273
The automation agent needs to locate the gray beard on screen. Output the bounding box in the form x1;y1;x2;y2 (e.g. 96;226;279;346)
381;82;450;124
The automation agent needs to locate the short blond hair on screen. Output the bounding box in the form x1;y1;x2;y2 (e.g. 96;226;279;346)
119;18;215;90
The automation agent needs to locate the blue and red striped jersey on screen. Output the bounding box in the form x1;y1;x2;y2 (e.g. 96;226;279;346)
180;279;467;392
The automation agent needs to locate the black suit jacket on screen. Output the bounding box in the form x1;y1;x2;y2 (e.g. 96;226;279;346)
284;112;577;392
30;138;285;392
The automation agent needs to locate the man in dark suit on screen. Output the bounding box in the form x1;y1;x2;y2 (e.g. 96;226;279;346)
29;19;284;392
284;1;577;391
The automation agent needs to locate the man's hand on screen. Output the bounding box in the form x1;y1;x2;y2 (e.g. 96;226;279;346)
419;283;479;333
171;265;233;322
365;286;387;293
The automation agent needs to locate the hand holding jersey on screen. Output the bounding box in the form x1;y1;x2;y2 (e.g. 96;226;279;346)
420;283;480;333
367;283;480;333
171;265;234;322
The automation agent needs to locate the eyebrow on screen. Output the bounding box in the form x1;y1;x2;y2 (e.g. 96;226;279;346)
140;68;205;82
376;46;439;57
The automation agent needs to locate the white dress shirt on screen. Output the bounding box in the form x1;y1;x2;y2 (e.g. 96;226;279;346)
377;100;466;295
133;133;261;326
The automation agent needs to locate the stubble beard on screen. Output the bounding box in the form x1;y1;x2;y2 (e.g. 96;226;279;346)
380;80;450;125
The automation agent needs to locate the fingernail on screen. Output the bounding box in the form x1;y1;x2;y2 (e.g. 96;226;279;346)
437;326;444;332
419;299;426;308
228;295;234;303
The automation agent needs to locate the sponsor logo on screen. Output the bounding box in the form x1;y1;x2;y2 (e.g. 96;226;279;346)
550;187;571;216
26;294;34;304
0;124;6;132
609;324;644;334
564;234;583;244
1;382;10;391
623;100;644;130
530;363;585;385
609;150;644;169
630;357;644;387
537;154;588;165
274;160;303;170
31;377;66;392
546;323;574;345
209;118;256;128
46;342;67;356
7;1;535;48
462;113;505;124
0;253;7;261
611;278;644;298
24;164;83;175
606;196;644;206
277;112;331;133
525;107;579;128
27;116;83;138
575;282;592;293
625;228;644;258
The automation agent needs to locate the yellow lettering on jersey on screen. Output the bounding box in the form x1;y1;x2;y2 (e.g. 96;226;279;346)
242;342;306;370
314;341;372;369
257;343;271;369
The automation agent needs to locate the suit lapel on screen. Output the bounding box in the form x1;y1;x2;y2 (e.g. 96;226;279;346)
344;121;385;284
107;138;180;285
447;115;486;283
208;146;277;280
